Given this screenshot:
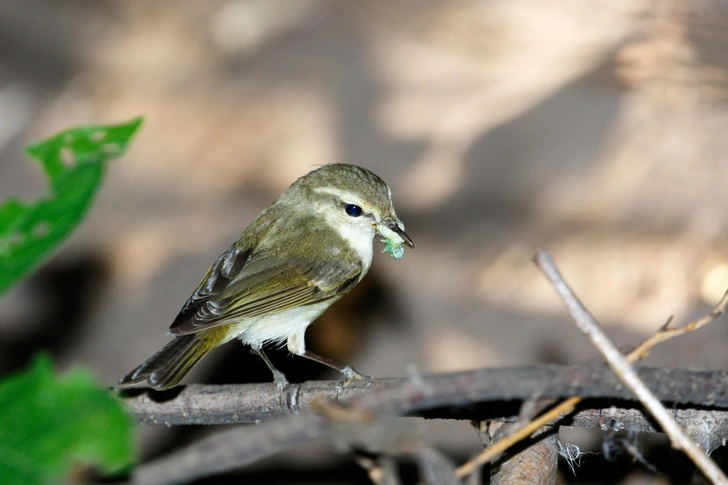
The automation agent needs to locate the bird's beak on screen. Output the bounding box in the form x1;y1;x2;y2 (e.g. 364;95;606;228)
387;220;414;248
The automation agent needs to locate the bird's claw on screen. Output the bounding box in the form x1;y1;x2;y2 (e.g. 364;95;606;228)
271;369;289;394
335;366;371;396
341;365;371;381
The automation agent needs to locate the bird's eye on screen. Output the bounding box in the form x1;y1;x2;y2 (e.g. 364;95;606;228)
344;204;362;217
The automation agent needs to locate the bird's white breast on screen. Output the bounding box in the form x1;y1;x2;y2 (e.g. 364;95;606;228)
225;300;335;355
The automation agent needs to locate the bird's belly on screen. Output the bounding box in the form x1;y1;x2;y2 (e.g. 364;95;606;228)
225;300;334;349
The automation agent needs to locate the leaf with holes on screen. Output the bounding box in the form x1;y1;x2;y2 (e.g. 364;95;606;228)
0;354;135;484
0;117;143;294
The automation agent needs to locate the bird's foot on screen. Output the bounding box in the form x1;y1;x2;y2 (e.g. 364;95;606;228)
335;365;371;395
271;369;290;393
342;365;370;381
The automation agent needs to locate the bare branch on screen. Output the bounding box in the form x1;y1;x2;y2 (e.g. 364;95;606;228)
631;290;728;359
455;269;728;478
534;250;728;485
121;366;728;425
488;423;558;485
131;414;325;485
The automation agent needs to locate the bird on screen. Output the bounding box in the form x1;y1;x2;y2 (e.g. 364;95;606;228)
118;163;413;390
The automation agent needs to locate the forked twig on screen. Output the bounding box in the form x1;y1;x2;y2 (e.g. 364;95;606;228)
630;293;728;359
456;251;728;481
536;251;727;483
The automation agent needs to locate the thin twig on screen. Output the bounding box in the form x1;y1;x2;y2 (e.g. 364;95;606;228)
630;291;728;359
455;396;582;478
455;262;728;479
354;453;401;485
534;250;728;485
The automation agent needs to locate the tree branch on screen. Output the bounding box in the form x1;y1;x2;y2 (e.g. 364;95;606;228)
121;365;728;426
130;400;728;485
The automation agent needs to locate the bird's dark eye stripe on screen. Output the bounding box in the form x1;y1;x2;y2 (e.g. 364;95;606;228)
344;204;363;217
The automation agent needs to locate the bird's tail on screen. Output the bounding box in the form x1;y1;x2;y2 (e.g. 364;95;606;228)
118;333;220;391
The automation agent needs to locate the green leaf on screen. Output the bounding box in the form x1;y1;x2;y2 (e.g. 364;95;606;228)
0;117;143;295
0;355;135;484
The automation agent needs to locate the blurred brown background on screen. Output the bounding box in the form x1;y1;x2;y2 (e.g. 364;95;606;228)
2;0;728;482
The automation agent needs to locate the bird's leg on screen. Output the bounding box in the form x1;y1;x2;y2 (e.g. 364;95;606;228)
252;347;289;391
301;350;371;383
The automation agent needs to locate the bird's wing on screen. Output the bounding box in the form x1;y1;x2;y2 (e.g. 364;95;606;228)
168;243;362;335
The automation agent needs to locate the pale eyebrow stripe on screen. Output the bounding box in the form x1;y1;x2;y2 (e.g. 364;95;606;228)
313;186;365;206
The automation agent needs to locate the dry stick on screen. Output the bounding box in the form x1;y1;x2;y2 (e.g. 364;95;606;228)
534;250;728;484
455;287;728;478
488;422;559;485
125;366;728;426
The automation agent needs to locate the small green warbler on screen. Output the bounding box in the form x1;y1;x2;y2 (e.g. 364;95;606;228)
119;164;413;390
